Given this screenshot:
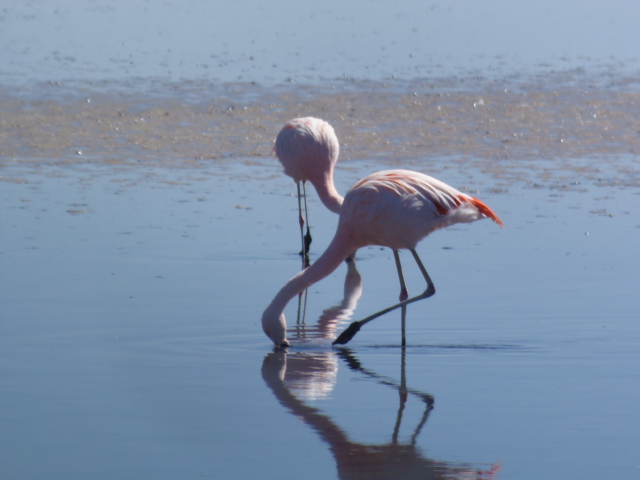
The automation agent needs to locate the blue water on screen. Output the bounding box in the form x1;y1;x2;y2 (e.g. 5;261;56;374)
1;160;638;479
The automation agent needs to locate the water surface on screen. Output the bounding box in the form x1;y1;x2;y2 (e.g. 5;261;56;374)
1;1;640;479
2;159;638;479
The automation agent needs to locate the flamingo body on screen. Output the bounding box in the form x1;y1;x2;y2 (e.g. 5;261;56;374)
339;170;503;251
262;169;503;347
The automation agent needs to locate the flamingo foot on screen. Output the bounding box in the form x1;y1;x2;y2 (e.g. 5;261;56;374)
332;321;361;345
303;228;312;254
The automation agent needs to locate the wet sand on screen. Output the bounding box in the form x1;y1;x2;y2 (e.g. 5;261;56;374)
3;73;640;178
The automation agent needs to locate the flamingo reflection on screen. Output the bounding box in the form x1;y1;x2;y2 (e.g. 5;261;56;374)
293;258;363;343
261;346;499;480
284;260;363;400
291;257;417;348
291;254;426;350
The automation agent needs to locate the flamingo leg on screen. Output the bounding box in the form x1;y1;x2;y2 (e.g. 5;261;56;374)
332;248;436;345
409;248;436;298
393;249;409;301
297;182;305;256
302;181;312;258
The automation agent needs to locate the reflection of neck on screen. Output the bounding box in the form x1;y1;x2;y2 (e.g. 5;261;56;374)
262;352;351;448
314;261;362;335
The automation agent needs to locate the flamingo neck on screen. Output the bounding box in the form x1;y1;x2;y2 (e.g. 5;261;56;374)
264;236;354;320
310;169;343;214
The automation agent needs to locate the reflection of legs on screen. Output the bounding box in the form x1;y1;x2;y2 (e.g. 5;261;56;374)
296;288;308;325
410;397;434;447
333;248;436;345
336;349;435;404
391;384;406;444
336;348;435;444
392;339;408;444
293;289;308;340
393;249;409;301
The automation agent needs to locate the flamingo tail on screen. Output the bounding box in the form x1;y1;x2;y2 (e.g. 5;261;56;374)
468;196;504;228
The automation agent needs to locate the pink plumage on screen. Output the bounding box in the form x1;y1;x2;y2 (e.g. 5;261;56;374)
275;117;341;208
262;169;503;347
339;170;503;251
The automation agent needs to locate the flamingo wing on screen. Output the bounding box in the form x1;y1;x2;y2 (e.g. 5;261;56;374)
341;170;503;250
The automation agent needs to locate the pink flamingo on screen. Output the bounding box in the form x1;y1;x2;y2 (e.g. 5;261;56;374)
275;117;411;298
274;117;342;258
262;169;504;347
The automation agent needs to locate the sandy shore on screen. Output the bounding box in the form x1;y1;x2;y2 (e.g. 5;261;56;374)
2;73;640;193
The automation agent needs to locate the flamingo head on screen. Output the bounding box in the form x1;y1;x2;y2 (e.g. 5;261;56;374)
262;309;290;348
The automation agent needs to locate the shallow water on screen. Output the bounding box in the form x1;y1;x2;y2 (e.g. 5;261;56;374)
2;1;640;479
2;158;638;479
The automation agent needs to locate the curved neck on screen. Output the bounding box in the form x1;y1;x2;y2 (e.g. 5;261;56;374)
310;169;343;214
265;236;354;319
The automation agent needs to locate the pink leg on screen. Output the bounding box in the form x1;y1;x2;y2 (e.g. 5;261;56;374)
393;249;409;301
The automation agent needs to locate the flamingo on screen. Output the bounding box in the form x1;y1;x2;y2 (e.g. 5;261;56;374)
262;169;504;347
274;117;342;259
275;117;411;299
